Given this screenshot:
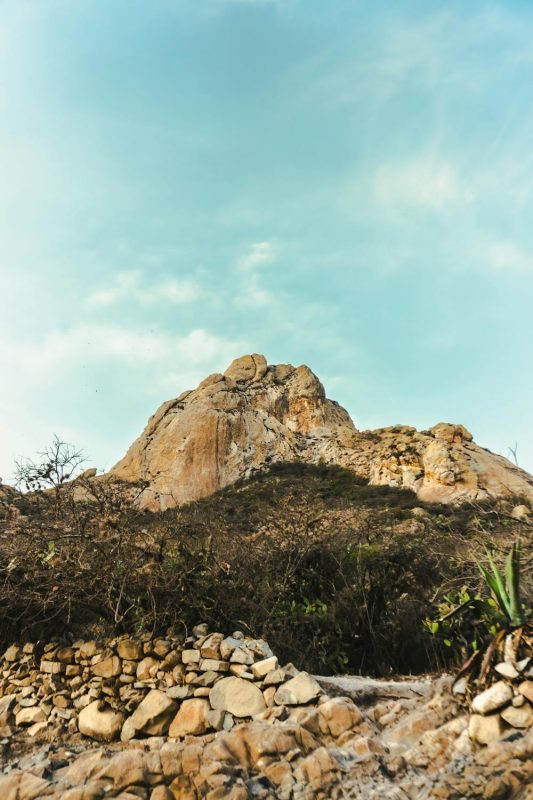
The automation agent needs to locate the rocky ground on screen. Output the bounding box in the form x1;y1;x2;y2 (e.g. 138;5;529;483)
1;627;532;799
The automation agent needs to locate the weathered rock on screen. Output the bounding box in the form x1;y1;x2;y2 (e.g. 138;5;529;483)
109;355;533;509
252;656;278;679
501;703;533;728
169;698;211;737
15;706;47;726
511;504;530;520
92;655;122;678
471;682;513;715
210;676;266;717
78;700;124;742
274;672;323;705
127;689;177;735
518;680;533;704
468;713;504;744
117;639;144;660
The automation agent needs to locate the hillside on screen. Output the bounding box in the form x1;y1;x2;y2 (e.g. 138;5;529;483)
2;462;531;677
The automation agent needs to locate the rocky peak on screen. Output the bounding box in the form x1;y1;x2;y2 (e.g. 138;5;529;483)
110;354;533;510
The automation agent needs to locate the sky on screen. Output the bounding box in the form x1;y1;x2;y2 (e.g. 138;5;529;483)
1;0;533;480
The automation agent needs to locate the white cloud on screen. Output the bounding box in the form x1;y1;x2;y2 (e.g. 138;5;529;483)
235;241;277;306
484;240;533;274
0;326;240;374
86;270;200;308
237;241;275;272
372;158;469;211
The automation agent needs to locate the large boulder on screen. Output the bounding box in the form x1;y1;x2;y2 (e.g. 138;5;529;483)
78;700;124;742
209;676;266;717
109;355;533;510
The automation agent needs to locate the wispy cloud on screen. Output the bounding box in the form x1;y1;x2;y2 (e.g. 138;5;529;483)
0;326;239;373
372;158;471;211
86;270;200;308
484;240;533;274
235;241;276;306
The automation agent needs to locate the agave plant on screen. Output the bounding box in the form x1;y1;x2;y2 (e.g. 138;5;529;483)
477;541;526;629
452;540;532;698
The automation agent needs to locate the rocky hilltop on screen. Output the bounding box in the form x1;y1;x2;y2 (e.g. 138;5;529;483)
110;354;533;511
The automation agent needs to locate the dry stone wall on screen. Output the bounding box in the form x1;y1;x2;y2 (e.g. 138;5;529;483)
0;625;328;745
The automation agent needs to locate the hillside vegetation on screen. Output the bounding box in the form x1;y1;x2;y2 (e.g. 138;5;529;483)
1;463;531;677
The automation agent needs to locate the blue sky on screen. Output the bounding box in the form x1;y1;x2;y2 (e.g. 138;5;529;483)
1;0;533;479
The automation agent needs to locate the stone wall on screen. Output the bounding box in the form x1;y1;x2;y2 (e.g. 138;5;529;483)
0;625;334;744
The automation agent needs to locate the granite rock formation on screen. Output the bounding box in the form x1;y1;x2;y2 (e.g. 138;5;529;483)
110;354;533;510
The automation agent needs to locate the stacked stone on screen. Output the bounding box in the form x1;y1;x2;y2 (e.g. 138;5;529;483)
0;624;329;743
459;652;532;745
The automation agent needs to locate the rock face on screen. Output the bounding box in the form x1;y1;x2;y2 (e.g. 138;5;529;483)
110;354;533;510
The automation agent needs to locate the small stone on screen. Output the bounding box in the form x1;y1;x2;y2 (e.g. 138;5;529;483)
518;680;533;704
127;689;177;735
92;656;122;678
511;504;530;520
471;682;513;715
40;660;65;674
137;657;160;680
16;707;46;726
501;703;533;728
3;645;21;662
468;713;504;745
192;623;209;638
494;661;519;680
169;698;210;737
199;659;229;672
263;668;286;686
200;633;223;659
517;657;531;673
182;650;200;664
117;640;144;660
252;656;278;679
274;672;323;706
230;648;254;665
210;676;266;717
78;700;124;742
167;686;191;700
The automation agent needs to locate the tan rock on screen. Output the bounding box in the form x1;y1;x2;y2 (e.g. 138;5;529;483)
251;656;278;679
15;706;46;726
78;700;124;742
92;655;122;678
471;682;513;715
317;697;363;738
501;703;533;728
137;656;160;680
169;698;211;737
117;639;144;660
274;672;323;705
518;680;533;704
109;355;533;509
209;676;266;717
468;713;504;744
127;689;177;735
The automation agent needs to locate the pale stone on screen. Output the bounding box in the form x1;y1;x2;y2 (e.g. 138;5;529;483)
92;655;122;678
317;697;363;738
468;713;504;744
182;649;200;664
230;648;254;665
501;703;533;728
78;700;124;742
252;656;278;679
169;698;210;737
15;706;46;726
471;682;513;715
127;689;177;735
209;676;266;717
511;504;530;520
200;633;223;659
137;657;160;680
518;680;533;704
40;660;65;674
3;644;21;662
117;639;144;660
494;661;519;679
274;672;323;706
199;658;229;672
